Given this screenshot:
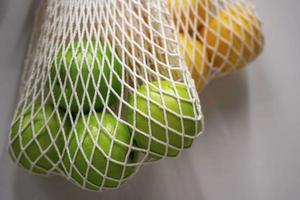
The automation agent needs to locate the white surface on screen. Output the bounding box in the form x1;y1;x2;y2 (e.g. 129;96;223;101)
1;0;300;199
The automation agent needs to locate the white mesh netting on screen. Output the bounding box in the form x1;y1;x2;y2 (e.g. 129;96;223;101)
168;0;264;91
9;0;204;191
8;0;264;192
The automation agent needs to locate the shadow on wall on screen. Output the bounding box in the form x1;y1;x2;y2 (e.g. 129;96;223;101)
0;0;9;25
11;0;40;68
14;0;41;46
200;71;250;120
195;70;253;170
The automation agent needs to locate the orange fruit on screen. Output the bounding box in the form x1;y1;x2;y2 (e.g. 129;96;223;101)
201;3;264;73
178;33;210;91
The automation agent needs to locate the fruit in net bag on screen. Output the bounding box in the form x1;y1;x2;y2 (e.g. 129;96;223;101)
8;0;204;192
201;3;264;73
168;0;213;31
50;40;122;113
178;33;209;91
63;113;138;190
127;81;202;158
9;102;69;175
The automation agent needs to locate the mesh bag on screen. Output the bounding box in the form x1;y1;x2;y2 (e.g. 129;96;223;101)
167;0;264;91
8;0;204;191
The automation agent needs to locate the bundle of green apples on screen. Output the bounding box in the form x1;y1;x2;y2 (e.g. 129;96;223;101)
9;40;203;191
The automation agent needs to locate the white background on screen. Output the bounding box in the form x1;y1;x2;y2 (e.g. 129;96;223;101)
1;0;300;199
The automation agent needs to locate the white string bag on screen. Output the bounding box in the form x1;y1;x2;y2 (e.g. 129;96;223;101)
8;0;204;191
167;0;264;91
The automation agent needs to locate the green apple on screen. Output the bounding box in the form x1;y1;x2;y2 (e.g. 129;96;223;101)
49;40;122;113
127;81;202;158
63;113;138;191
9;102;69;175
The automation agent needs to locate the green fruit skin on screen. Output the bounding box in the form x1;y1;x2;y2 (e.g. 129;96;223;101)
50;40;122;113
64;113;138;190
127;81;202;158
9;102;69;175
